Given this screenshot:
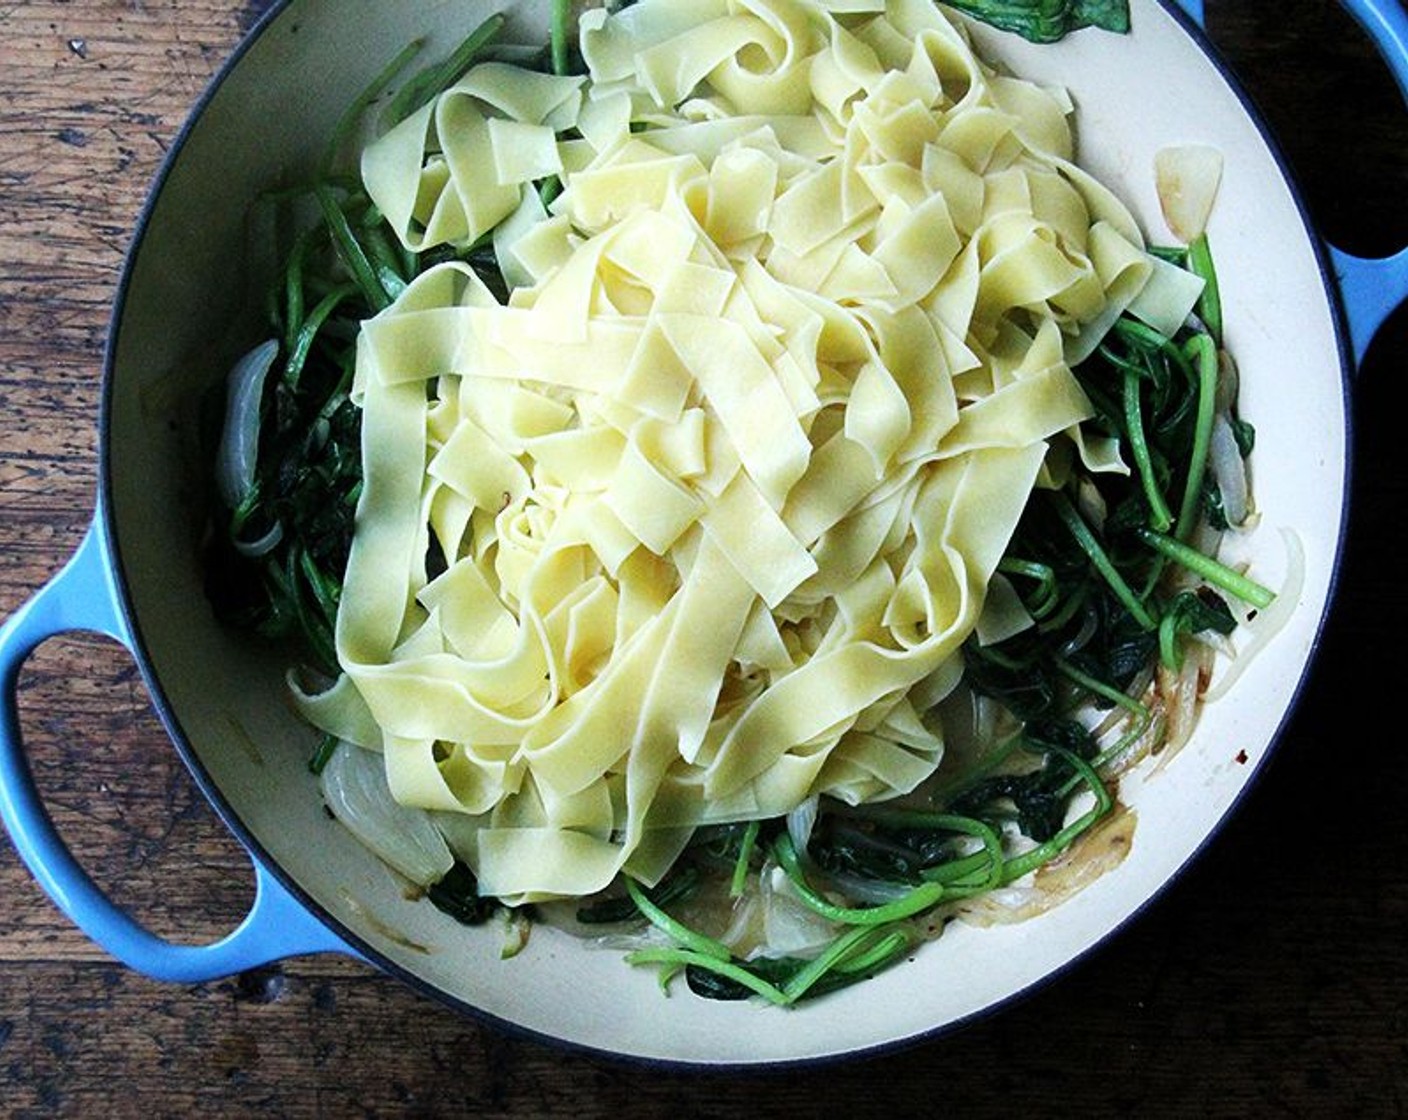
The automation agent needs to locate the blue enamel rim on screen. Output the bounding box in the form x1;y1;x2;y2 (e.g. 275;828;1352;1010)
1;0;1396;1071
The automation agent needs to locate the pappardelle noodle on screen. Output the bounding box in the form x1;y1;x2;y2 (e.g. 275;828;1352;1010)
207;0;1275;1005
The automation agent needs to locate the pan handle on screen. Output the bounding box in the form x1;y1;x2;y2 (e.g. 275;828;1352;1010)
0;518;352;982
1330;0;1408;364
1172;0;1408;365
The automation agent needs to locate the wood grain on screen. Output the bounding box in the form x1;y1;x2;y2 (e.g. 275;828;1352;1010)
2;2;1406;1116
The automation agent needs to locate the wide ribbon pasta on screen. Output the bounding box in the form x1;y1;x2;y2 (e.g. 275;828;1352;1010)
300;0;1199;902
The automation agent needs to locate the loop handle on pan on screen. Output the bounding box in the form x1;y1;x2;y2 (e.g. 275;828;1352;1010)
1173;0;1408;365
1329;0;1408;364
0;516;352;982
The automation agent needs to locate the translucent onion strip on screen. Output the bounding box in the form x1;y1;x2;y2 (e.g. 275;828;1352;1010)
1202;527;1306;704
1208;412;1249;527
320;742;455;886
216;339;280;509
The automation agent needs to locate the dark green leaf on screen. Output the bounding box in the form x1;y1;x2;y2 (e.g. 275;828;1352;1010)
1231;417;1256;458
945;0;1130;43
427;861;498;926
1166;588;1236;640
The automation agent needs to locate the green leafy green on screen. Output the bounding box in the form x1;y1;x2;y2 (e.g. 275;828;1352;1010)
607;726;1116;1004
382;14;506;128
209;4;1280;1007
622;898;918;1005
307;733;340;776
427;861;499;926
205;17;547;675
945;0;1131;42
574;865;703;924
203;226;365;676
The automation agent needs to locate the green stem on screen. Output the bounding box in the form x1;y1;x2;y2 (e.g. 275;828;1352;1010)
285;547;337;672
282;225;319;355
730;820;760;898
624;948;790;1005
308;734;339;775
779;926;893;1003
628;925;915;1005
1054;655;1147;720
829;927;915;976
1053;655;1153;778
551;0;573;76
324;38;424;172
1188;232;1223;343
313;186;392;313
384;14;506;126
1051;493;1157;631
299;548;342;623
773;834;948;926
834;808;1007;894
360;223;410;301
1112;316;1174;351
284;282;358;391
1135;528;1276;610
1158;607;1185;671
1123;368;1174;532
1000;749;1112;883
920;850;1002;888
625;878;732;962
1113;317;1196;384
1037;577;1090;635
1174;332;1219;543
999;557;1060;620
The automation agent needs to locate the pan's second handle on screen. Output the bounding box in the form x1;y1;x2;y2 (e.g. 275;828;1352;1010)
1331;0;1408;364
1330;245;1408;364
0;519;352;982
1171;0;1408;365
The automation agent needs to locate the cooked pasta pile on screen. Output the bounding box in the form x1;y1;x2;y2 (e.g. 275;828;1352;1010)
294;0;1203;904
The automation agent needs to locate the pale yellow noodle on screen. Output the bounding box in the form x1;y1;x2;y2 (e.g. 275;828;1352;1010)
297;0;1204;903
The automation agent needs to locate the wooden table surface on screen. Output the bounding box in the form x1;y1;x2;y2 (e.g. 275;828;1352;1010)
2;2;1406;1116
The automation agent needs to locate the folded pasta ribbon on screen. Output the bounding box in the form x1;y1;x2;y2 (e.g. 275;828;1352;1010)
296;0;1200;902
